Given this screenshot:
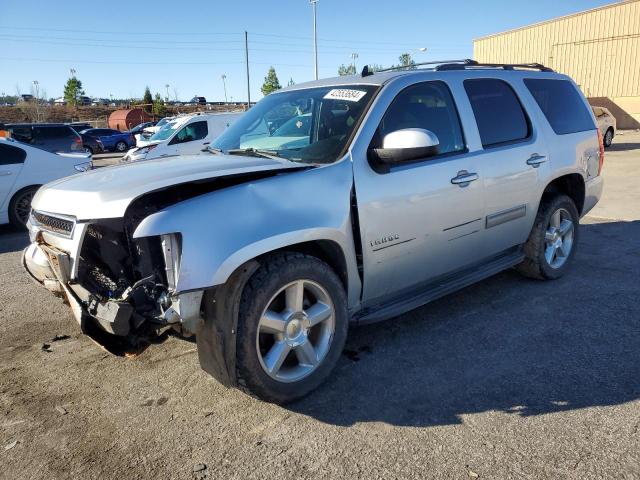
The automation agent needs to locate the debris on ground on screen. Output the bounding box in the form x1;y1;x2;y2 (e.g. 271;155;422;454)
41;343;52;353
55;405;68;415
4;440;18;451
51;334;70;342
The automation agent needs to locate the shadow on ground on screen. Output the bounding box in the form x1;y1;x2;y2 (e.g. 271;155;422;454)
288;220;640;427
0;224;29;254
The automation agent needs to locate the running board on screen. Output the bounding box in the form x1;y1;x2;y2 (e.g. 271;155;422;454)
356;247;524;325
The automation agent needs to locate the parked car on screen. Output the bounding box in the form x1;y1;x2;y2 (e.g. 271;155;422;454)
130;121;158;144
5;123;83;153
592;106;616;147
190;96;207;105
124;112;241;162
79;128;135;152
78;132;104;155
0;138;89;227
23;61;603;403
137;117;174;141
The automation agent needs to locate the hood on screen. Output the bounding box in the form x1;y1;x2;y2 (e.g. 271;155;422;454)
32;153;304;220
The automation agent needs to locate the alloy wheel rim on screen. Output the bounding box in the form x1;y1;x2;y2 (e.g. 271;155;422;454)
14;191;34;225
256;279;335;383
117;142;126;151
605;130;613;145
544;207;574;269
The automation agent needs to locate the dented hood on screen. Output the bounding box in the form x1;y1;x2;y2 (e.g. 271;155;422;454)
32;153;303;220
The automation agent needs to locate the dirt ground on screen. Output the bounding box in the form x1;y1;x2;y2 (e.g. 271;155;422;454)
0;133;639;479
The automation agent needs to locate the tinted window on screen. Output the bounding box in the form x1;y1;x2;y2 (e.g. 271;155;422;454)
173;121;208;143
378;81;465;155
0;143;27;165
524;79;595;135
464;79;530;147
34;126;75;140
10;126;33;143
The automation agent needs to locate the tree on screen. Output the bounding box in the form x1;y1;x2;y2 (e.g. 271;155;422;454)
397;53;416;69
142;86;153;112
261;67;281;96
63;77;84;106
338;64;356;76
152;93;167;117
369;63;384;73
287;77;295;86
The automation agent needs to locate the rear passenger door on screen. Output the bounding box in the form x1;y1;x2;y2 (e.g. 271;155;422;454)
463;78;549;257
0;143;26;209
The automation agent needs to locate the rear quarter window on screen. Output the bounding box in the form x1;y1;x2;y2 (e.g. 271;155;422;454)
0;143;27;165
524;79;595;135
464;79;530;148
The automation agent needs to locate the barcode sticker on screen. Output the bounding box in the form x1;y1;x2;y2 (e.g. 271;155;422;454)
323;89;367;102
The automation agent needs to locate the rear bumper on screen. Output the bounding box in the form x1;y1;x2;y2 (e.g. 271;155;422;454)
582;175;604;217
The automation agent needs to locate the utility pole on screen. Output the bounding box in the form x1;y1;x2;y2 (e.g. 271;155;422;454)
244;31;251;109
351;52;358;73
310;0;319;80
165;84;170;102
32;80;39;122
221;74;228;103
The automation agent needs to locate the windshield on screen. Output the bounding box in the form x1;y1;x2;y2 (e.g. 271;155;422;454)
212;85;377;163
149;121;181;141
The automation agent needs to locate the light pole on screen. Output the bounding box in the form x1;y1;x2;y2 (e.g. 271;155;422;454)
221;74;228;103
310;0;319;80
165;84;170;102
32;80;39;122
351;52;358;73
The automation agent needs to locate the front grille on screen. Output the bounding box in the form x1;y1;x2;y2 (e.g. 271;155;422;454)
32;211;75;237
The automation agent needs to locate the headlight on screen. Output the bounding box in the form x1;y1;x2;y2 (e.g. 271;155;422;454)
74;161;93;172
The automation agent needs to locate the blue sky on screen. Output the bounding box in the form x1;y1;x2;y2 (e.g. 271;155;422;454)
0;0;615;102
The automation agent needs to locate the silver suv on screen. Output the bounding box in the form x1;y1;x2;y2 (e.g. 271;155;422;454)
23;60;604;403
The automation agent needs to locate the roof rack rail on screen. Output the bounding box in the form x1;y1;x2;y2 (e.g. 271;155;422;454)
435;60;554;72
361;59;554;76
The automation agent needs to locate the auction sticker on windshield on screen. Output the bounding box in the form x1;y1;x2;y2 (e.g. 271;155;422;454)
324;89;367;102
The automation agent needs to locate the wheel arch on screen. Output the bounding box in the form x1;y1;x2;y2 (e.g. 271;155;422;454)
7;184;42;225
541;173;585;215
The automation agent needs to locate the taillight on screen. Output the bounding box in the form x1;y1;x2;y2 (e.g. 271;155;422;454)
597;130;605;175
75;137;82;144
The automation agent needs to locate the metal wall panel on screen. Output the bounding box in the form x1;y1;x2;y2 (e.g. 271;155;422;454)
473;1;640;98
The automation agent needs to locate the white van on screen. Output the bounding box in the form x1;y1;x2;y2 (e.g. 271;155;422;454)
124;112;241;162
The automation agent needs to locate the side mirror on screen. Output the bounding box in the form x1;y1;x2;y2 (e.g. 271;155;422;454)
371;128;440;166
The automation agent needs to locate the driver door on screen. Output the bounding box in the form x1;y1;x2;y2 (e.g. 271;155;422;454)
353;80;486;306
168;120;210;156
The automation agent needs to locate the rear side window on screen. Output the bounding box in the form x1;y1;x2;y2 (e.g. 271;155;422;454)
10;126;33;143
464;79;530;148
0;143;27;165
524;79;595;135
34;126;76;140
172;121;208;144
378;81;465;156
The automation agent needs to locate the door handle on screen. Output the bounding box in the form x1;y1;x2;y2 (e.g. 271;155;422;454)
451;170;479;187
202;142;210;145
0;171;13;176
526;154;547;167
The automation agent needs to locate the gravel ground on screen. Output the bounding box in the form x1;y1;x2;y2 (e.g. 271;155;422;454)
0;134;638;480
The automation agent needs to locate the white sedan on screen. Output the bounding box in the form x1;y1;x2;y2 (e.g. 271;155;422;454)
0;138;90;227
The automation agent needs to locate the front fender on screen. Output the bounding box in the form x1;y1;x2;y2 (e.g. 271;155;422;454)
133;159;361;308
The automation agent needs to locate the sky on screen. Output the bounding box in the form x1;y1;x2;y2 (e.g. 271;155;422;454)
0;0;618;103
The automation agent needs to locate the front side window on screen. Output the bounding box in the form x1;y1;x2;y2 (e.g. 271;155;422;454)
171;121;208;144
464;79;530;148
375;81;465;156
212;85;377;164
0;143;26;165
524;79;595;135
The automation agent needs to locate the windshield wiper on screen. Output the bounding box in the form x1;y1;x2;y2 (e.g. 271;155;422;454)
226;148;282;160
206;146;223;154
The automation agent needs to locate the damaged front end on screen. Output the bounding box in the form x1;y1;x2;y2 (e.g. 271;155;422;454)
23;211;202;355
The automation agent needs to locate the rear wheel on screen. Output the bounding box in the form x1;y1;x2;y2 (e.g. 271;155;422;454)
604;128;614;148
8;186;38;228
236;253;348;404
516;194;579;280
115;141;127;152
84;146;93;154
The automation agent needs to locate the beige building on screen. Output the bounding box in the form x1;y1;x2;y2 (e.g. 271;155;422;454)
474;0;640;129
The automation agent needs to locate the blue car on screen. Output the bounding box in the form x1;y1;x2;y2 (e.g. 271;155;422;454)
79;128;135;153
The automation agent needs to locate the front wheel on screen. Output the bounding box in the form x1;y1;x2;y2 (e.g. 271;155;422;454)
8;186;39;228
115;141;128;152
235;253;348;404
604;128;614;148
516;194;579;280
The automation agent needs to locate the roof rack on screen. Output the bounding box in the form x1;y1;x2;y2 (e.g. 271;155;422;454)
361;59;553;76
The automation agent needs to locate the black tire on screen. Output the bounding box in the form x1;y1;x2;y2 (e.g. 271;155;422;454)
516;194;580;280
235;252;348;404
84;146;93;154
8;186;39;228
604;128;614;148
115;141;127;152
